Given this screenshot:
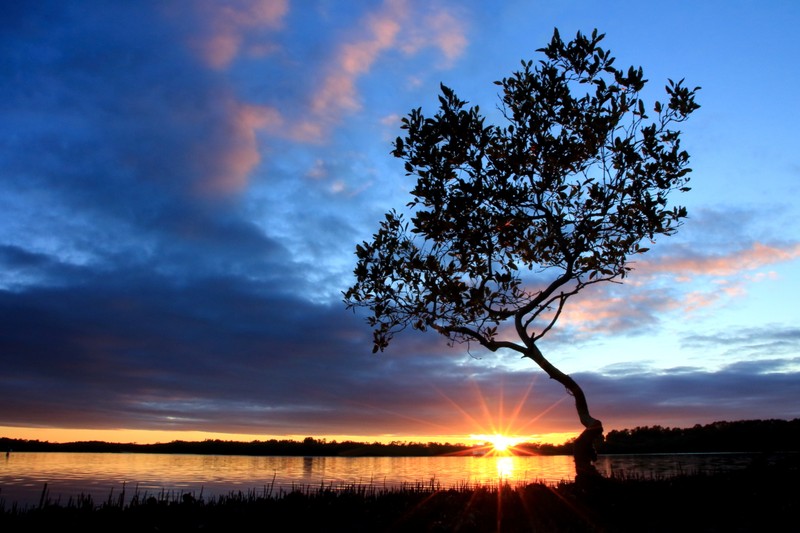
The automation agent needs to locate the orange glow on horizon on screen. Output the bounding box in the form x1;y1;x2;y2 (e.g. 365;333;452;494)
0;425;577;446
0;382;579;448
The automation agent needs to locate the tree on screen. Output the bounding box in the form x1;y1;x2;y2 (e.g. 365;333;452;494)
344;29;699;478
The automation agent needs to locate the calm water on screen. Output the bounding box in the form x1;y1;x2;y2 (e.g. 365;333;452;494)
0;452;764;507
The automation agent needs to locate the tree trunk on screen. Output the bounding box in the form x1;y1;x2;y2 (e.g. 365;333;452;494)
524;343;603;480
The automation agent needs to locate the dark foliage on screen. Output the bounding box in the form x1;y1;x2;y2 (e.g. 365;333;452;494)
345;28;699;355
599;418;800;454
0;437;469;457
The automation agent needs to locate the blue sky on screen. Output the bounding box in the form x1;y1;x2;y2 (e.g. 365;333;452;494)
1;0;798;444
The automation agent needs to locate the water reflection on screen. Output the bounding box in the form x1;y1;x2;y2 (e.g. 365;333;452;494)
0;452;577;506
495;457;514;480
0;451;770;507
302;456;313;477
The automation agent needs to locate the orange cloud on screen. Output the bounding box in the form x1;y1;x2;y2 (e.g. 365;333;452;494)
401;7;467;64
682;287;732;313
188;0;288;69
307;0;467;137
556;291;678;333
554;242;800;335
427;10;468;62
312;0;405;116
196;101;283;196
641;242;800;278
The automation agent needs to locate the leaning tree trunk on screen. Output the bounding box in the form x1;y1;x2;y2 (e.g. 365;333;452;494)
524;343;603;481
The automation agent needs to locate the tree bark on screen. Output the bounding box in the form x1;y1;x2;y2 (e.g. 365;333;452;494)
524;343;603;479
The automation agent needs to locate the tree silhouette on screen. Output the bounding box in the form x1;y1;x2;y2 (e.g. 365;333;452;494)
344;29;699;477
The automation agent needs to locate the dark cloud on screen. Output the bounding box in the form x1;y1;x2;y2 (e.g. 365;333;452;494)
2;266;798;437
0;266;365;433
682;326;800;358
585;360;800;431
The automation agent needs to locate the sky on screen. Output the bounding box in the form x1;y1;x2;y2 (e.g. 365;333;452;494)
1;0;799;446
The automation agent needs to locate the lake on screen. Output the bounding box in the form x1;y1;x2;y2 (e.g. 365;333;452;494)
0;451;768;507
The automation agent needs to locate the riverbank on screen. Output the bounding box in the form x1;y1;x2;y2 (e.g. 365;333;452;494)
2;454;797;532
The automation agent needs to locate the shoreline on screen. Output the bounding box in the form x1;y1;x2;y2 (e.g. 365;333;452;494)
3;451;794;510
3;458;798;532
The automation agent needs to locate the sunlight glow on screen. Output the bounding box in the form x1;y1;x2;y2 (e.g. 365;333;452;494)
496;456;514;478
470;433;525;455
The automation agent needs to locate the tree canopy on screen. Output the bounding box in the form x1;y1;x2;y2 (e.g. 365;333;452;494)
345;29;699;358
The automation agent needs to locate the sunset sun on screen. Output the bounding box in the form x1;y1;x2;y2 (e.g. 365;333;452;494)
488;434;513;452
471;433;524;455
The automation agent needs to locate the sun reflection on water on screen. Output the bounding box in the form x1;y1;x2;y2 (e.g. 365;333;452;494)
496;456;514;479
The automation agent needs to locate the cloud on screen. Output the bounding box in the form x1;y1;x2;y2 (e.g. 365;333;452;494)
0;268;350;431
0;2;293;281
682;326;800;359
178;0;289;69
556;290;677;336
312;2;404;115
640;242;800;278
195;101;283;195
586;360;800;431
0;245;97;291
400;6;468;64
1;2;281;202
546;239;800;339
303;0;468;139
2;279;797;437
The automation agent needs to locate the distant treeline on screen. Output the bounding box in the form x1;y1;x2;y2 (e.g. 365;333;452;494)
3;419;798;457
0;436;468;457
595;418;800;454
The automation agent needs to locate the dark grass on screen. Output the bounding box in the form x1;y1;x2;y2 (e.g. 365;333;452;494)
2;456;798;532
